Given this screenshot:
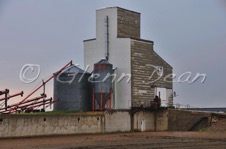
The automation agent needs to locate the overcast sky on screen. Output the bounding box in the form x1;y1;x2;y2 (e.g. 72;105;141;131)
0;0;226;108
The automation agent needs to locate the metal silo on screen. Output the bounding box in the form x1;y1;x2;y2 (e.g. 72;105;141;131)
53;64;91;111
93;59;113;110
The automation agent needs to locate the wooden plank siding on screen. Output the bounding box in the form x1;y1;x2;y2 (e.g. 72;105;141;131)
131;39;173;107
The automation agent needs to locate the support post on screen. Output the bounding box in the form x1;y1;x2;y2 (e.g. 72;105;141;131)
110;88;112;110
100;88;103;111
5;91;8;111
92;88;95;111
42;80;45;110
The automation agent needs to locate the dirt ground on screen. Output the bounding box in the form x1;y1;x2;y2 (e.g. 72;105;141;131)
1;131;226;149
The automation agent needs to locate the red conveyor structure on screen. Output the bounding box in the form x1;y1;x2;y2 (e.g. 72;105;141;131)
0;60;72;114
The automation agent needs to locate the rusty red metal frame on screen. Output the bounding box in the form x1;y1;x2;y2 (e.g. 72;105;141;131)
8;60;72;113
0;94;46;112
110;88;112;110
0;89;9;96
100;88;103;111
18;97;53;110
24;99;59;110
0;91;23;102
1;98;59;114
92;88;95;111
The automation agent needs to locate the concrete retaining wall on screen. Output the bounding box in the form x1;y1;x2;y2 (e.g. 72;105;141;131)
134;111;155;131
104;110;131;132
0;110;169;138
0;114;104;137
168;110;211;131
133;109;168;132
156;109;169;131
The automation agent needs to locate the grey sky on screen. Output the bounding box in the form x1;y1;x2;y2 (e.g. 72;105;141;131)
0;0;226;108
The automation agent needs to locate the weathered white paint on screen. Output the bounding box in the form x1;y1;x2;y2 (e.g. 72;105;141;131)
84;7;132;109
166;89;173;106
141;120;146;132
156;87;167;107
155;88;173;107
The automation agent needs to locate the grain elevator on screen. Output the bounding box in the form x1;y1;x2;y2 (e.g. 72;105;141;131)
84;7;173;110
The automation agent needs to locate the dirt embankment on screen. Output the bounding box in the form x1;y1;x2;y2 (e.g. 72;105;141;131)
207;116;226;132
